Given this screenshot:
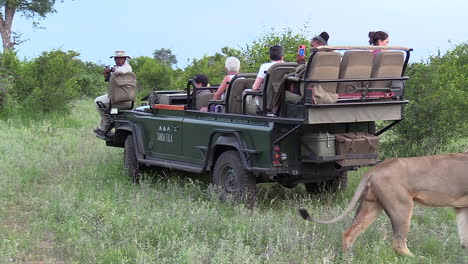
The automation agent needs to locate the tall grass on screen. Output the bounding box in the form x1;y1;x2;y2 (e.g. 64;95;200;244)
0;100;466;263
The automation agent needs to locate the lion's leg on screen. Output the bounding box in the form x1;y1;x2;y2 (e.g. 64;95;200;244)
455;207;468;249
342;199;382;253
384;199;414;256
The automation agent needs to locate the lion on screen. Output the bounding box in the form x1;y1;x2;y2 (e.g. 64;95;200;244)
299;152;468;256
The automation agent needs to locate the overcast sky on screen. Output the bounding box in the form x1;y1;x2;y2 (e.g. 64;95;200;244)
11;0;468;67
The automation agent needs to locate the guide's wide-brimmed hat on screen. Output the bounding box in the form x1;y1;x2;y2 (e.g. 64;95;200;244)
110;50;131;59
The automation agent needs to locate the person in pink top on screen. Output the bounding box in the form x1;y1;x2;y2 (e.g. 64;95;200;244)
213;57;241;100
368;31;389;58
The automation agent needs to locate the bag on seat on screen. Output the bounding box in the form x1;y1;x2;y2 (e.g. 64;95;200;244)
108;72;136;109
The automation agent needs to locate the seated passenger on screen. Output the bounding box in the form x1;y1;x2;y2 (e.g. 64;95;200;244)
94;50;132;135
289;32;330;95
368;31;389;58
213;57;241;100
296;31;330;65
252;45;284;91
192;74;213;111
193;74;210;93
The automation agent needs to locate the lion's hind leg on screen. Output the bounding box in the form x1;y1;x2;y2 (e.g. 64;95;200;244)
455;207;468;249
380;194;415;256
342;199;382;253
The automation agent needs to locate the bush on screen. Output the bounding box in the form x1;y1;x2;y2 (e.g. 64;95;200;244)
130;56;179;97
240;28;309;72
75;62;108;98
11;50;85;113
0;51;21;109
184;51;231;86
381;43;468;157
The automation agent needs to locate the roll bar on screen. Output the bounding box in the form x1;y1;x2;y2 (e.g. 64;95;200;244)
316;46;413;51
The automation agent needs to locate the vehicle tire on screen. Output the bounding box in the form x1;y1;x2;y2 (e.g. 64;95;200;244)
212;150;257;202
124;134;141;183
304;172;348;195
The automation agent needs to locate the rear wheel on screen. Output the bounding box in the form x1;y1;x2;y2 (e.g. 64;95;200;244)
304;172;348;195
124;135;141;183
212;150;257;202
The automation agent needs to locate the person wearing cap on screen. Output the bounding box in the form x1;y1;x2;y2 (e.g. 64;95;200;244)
94;50;133;135
284;32;330;103
296;31;329;64
193;74;209;91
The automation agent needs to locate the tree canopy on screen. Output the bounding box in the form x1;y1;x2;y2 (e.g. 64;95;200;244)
153;48;177;67
0;0;61;51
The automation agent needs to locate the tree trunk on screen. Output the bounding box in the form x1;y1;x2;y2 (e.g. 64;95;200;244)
0;5;16;51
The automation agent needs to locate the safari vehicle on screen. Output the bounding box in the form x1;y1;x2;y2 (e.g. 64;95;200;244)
97;46;413;200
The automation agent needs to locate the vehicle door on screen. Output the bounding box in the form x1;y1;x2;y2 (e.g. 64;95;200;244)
146;115;183;160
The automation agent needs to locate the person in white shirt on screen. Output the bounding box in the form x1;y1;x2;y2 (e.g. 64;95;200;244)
94;50;133;134
252;45;284;91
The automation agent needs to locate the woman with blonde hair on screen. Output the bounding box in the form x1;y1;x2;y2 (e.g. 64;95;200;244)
213;56;241;100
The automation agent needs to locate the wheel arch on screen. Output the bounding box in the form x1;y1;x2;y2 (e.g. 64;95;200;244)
207;133;250;172
114;125;133;148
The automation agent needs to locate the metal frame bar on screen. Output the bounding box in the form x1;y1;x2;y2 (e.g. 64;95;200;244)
375;119;402;136
273;123;303;145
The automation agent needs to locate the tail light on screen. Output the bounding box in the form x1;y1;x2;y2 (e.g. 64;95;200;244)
273;145;282;166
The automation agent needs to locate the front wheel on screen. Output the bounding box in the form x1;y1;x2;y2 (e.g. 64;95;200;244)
124;135;141;183
212;150;257;202
304;172;348;195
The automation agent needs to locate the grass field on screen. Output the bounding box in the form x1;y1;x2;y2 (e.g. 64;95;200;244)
0;99;467;264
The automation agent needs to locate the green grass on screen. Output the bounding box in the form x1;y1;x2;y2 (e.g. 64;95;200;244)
0;99;467;263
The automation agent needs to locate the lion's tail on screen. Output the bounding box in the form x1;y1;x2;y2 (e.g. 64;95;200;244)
298;174;370;224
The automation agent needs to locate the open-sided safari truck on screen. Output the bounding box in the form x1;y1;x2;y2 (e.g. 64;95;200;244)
97;46;412;200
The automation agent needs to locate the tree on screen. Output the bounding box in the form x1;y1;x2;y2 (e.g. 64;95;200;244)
240;28;309;72
130;56;178;96
380;43;468;157
0;0;61;51
153;48;177;67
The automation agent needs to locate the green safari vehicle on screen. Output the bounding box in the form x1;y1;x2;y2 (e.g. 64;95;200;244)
97;46;412;200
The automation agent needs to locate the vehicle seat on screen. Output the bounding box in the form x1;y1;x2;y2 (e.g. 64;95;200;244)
285;52;341;103
227;78;255;114
245;62;297;115
108;72;137;110
195;91;214;109
370;51;404;88
337;51;373;93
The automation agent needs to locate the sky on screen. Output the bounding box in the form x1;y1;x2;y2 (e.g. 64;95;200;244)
11;0;468;68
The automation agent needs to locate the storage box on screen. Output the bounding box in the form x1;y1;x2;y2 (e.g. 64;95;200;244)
335;133;379;166
301;133;336;157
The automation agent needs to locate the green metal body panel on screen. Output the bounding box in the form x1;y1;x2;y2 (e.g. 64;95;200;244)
115;107;381;179
122;109;294;170
182;111;274;167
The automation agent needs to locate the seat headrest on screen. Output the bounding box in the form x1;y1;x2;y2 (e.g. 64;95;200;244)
371;51;404;78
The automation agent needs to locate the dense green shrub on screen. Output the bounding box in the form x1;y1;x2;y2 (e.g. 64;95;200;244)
183;28;309;85
184;50;234;86
381;43;468;156
0;51;21;109
130;56;180;97
239;28;309;72
12;50;84;113
75;62;108;97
